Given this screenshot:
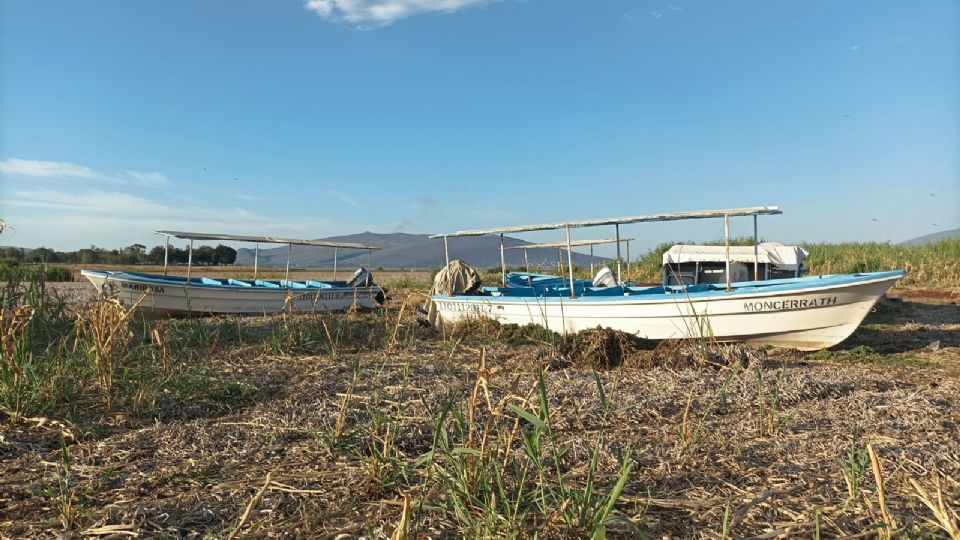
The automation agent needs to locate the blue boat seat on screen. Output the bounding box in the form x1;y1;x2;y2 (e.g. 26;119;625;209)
281;280;308;289
625;286;666;296
483;286;535;297
201;277;225;286
255;280;281;288
306;280;334;288
228;279;253;287
582;286;627;296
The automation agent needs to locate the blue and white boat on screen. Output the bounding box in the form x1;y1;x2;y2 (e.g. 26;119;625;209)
82;231;385;315
429;206;905;350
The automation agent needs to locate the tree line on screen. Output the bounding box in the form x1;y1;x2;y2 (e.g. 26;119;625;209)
1;243;238;266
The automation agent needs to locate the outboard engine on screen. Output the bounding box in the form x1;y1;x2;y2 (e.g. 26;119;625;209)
592;266;617;288
347;267;374;288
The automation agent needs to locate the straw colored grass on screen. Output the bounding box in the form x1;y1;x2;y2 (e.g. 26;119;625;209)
0;282;957;537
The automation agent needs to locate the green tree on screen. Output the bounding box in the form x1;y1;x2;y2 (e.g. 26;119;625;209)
194;245;215;265
147;246;167;265
123;243;147;264
30;247;57;263
213;244;237;265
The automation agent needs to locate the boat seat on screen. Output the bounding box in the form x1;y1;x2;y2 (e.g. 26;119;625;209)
306;280;334;288
201;277;225;286
483;286;536;297
255;280;281;288
228;279;253;287
624;286;666;295
281;280;308;289
582;286;627;296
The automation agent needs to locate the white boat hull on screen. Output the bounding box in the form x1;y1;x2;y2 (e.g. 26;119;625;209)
82;271;382;315
432;273;902;350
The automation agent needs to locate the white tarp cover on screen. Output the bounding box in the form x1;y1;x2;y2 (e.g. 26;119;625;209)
424;260;483;326
662;243;808;270
431;260;483;296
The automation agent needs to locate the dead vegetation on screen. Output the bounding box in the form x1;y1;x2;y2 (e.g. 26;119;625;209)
0;280;958;538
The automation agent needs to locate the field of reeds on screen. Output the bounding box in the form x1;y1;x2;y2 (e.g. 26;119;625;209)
625;237;960;290
0;261;73;283
1;266;958;539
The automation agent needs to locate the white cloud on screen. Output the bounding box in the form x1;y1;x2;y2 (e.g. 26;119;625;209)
0;158;96;179
0;158;171;188
120;170;172;187
329;189;359;207
649;4;683;20
4;188;346;249
305;0;501;25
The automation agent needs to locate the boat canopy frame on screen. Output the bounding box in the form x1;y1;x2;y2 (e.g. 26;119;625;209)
504;237;635;276
430;205;782;296
154;230;381;282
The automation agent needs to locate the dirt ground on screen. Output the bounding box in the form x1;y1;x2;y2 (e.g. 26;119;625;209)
1;283;957;538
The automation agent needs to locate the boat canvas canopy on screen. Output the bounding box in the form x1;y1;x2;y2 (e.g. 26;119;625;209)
663;243;808;271
154;231;380;250
429;206;781;238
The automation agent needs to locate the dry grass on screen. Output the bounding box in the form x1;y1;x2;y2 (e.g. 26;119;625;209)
73;296;144;410
0;283;958;538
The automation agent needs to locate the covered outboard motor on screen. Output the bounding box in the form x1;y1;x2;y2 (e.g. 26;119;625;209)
592;266;617;288
347;267;374;288
430;260;482;296
420;260;483;326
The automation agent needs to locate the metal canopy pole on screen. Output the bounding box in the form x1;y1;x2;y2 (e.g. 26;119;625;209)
186;239;194;281
565;224;576;299
557;248;562;273
333;247;338;280
523;248;529;273
753;215;759;281
499;234;506;286
615;224;622;283
163;236;169;276
443;236;449;266
626;240;631;277
367;248;372;270
590;245;594;276
253;242;259;280
724;214;731;292
285;243;292;283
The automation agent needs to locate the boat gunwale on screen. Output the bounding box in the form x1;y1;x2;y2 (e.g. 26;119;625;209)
80;269;381;292
431;270;905;305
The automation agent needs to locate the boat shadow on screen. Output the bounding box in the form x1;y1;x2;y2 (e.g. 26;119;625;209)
834;298;959;354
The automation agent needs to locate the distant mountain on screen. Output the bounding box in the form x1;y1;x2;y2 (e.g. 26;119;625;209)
900;229;960;246
235;232;610;270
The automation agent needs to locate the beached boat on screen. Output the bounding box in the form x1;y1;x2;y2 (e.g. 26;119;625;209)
428;206;905;350
82;231;385;315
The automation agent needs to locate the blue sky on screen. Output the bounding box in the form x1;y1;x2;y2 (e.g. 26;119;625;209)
1;0;958;255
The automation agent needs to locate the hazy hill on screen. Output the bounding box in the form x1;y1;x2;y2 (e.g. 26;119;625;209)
900;229;960;246
234;232;609;269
